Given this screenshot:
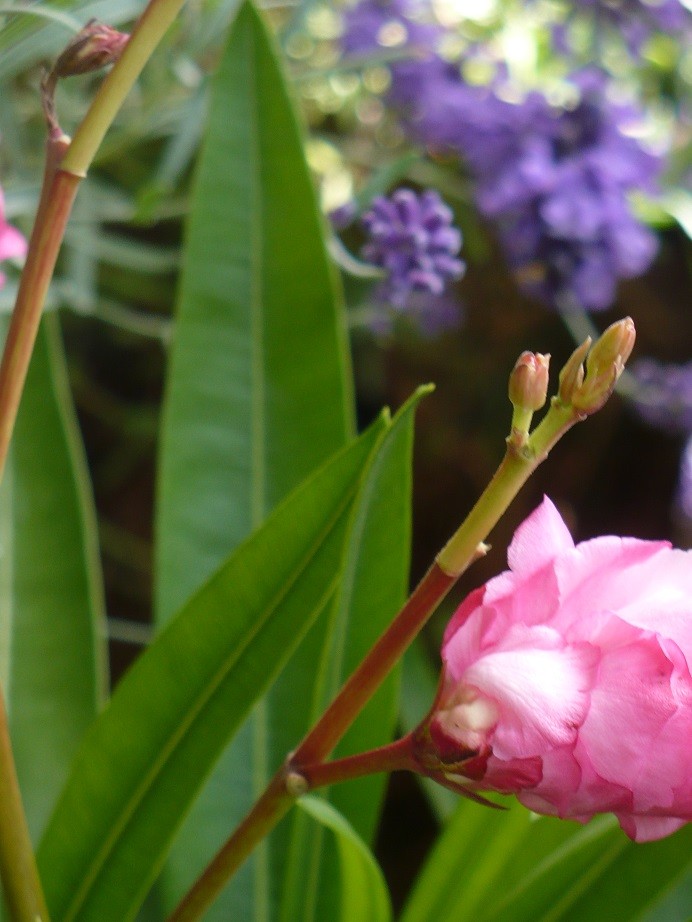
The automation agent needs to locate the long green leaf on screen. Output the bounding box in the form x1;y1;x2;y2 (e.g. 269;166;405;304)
297;796;392;922
38;419;384;922
274;388;424;922
154;1;355;916
402;792;692;922
155;0;353;622
158;389;423;919
0;314;105;842
552;826;692;922
400;798;584;922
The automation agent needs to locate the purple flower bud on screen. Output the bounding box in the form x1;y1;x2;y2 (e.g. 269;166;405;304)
361;188;465;313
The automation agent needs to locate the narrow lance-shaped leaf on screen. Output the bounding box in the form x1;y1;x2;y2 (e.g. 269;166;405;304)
400;797;583;922
0;314;106;843
155;0;353;623
539;825;692;922
38;418;385;922
275;387;426;922
297;796;392;922
154;0;354;916
160;388;425;919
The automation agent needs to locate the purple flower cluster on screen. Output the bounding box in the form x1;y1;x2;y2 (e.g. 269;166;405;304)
677;437;692;521
406;66;661;311
341;3;663;313
361;188;465;314
340;0;441;57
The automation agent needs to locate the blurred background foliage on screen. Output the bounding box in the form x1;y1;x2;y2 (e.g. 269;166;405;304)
0;0;690;914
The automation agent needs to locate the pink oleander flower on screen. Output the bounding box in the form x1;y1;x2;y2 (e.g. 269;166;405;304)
421;497;692;842
0;188;27;287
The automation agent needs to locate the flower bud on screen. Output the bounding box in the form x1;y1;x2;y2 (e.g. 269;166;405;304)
54;19;129;79
557;338;590;407
509;352;550;413
572;317;636;415
585;316;636;383
418;497;692;843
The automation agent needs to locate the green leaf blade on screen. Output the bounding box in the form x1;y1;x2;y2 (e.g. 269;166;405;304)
38;420;385;922
154;2;357;916
274;388;426;922
155;0;354;622
1;315;106;842
298;796;392;922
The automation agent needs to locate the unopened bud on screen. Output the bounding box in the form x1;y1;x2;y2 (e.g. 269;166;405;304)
561;318;636;416
558;338;590;406
509;352;550;412
54;19;129;79
584;316;636;384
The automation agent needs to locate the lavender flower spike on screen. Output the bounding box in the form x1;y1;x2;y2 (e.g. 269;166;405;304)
361;188;465;309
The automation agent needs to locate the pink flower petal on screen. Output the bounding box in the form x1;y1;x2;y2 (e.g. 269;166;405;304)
617;814;688;843
579;639;678;804
506;496;574;576
465;633;598;758
0;222;28;262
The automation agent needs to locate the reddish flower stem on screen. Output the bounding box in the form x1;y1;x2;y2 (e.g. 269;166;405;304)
0;693;49;922
292;562;456;766
295;734;418;790
168;364;602;920
0;166;79;480
0;2;189;914
167;563;457;922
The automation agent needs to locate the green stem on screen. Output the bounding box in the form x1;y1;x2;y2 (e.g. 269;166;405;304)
436;399;577;576
0;0;189;913
168;395;586;921
59;0;188;177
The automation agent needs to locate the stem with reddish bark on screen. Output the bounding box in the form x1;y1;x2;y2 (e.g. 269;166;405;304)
167;374;599;922
0;1;189;914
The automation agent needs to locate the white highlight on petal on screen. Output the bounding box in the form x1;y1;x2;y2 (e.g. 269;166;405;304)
464;641;594;758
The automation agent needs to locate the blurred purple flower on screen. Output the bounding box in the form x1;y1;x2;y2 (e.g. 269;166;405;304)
341;7;663;313
569;0;690;52
628;358;692;530
0;187;27;288
361;187;465;311
402;67;661;311
629;358;692;435
341;0;441;56
676;436;692;522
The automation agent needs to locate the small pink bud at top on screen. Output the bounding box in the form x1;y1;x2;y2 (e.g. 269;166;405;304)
509;352;550;413
54;20;129;79
419;497;692;843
